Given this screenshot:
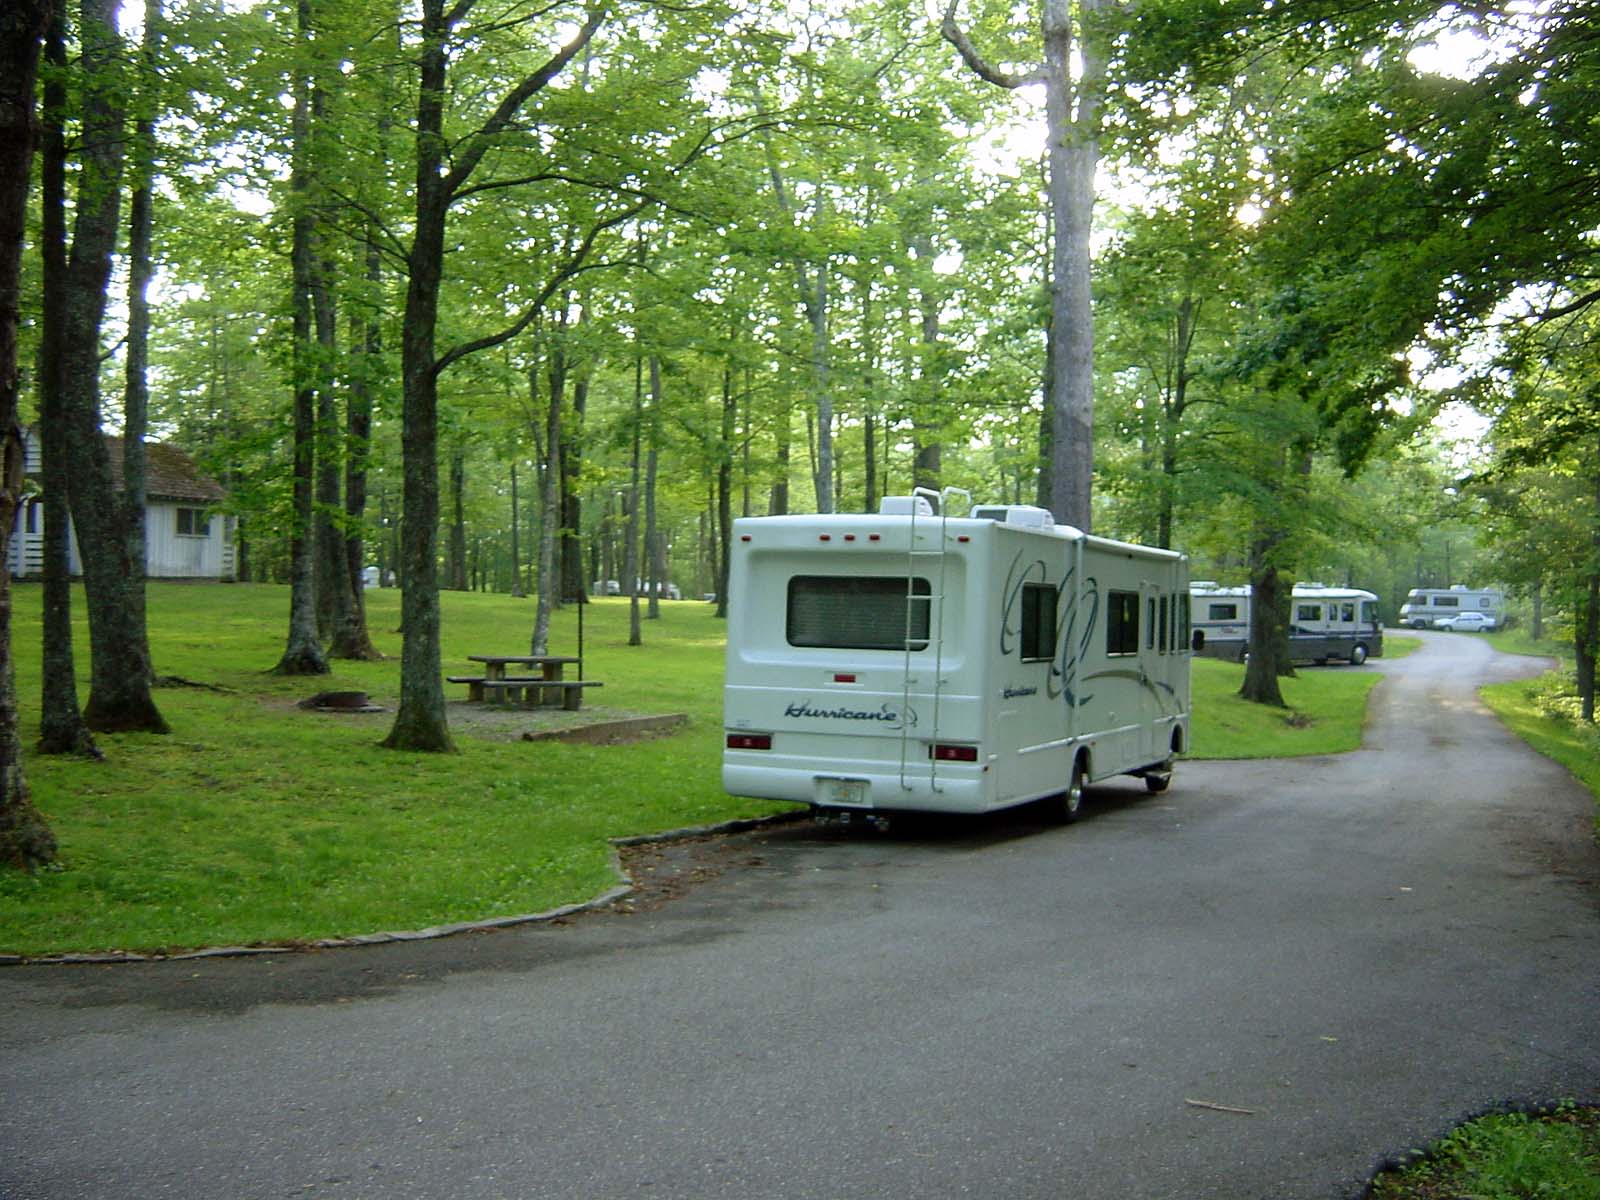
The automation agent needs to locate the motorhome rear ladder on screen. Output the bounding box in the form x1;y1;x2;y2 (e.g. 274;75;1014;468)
898;487;970;793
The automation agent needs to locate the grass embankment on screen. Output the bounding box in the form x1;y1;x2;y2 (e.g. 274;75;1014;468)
0;587;1404;956
1480;628;1600;829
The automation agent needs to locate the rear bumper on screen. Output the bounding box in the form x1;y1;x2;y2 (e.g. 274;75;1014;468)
723;758;990;813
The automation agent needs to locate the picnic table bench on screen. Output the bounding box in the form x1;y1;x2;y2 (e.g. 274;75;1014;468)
448;655;602;711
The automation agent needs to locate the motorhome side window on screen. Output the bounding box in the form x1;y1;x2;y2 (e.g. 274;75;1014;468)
1436;596;1458;608
1208;602;1238;620
1107;590;1139;655
1159;595;1170;653
786;575;931;651
1020;583;1056;661
1340;603;1355;621
1297;604;1321;622
1362;601;1380;624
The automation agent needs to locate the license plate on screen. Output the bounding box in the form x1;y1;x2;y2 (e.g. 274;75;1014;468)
818;777;868;807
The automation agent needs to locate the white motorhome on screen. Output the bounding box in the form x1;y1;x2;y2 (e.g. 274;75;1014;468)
1398;585;1504;629
1190;582;1384;664
722;491;1191;824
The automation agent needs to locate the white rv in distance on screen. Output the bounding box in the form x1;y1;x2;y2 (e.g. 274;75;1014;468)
722;491;1191;826
1398;585;1504;629
1190;582;1384;665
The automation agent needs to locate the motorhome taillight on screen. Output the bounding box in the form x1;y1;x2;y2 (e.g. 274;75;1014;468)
833;673;857;683
930;744;979;762
726;733;772;751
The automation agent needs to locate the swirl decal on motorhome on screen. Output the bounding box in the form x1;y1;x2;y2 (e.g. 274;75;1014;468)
783;699;917;729
999;553;1049;658
1051;573;1099;710
1084;668;1180;714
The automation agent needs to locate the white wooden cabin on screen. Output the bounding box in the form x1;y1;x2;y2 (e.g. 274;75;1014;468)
723;491;1191;824
8;429;236;581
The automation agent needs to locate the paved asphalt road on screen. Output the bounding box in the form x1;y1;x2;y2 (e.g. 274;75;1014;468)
3;632;1598;1200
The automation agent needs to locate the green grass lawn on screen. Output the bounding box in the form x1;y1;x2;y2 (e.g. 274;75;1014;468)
0;586;1420;956
1188;656;1383;760
1;584;776;956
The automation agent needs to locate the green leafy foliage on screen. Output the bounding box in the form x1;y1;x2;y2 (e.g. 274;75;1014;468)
1372;1106;1600;1200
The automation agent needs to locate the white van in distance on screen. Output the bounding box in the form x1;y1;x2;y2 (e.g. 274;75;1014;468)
722;492;1191;824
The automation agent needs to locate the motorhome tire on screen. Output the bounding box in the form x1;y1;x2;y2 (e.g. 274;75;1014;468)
1350;644;1369;665
1052;758;1087;824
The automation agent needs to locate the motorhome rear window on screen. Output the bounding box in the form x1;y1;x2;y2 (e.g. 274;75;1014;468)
1107;590;1139;656
1021;583;1056;661
787;576;931;651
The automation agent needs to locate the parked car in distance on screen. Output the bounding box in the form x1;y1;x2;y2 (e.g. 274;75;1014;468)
1437;611;1496;632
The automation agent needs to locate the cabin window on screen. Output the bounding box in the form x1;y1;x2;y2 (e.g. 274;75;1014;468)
1296;604;1322;622
1436;595;1458;608
1020;583;1056;662
787;575;930;651
1159;595;1170;653
1340;603;1355;621
1107;590;1139;656
1362;601;1380;624
1207;602;1238;621
176;507;210;537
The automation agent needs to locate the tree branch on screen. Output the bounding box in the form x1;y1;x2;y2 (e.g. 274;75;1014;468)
433;196;648;376
940;0;1046;89
441;3;607;199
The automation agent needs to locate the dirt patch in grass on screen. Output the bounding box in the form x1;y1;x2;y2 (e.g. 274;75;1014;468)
279;693;684;745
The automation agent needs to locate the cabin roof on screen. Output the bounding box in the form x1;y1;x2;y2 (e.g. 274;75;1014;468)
102;437;226;504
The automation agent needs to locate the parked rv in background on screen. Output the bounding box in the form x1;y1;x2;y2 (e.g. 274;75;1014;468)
1398;586;1504;629
722;491;1190;825
1190;582;1384;665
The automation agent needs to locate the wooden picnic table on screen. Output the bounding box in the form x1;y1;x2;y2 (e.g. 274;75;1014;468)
448;654;601;711
468;654;578;683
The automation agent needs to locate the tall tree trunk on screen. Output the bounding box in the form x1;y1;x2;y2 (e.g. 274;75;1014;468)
531;345;562;657
447;447;467;590
121;0;162;682
381;1;600;747
770;395;791;516
626;358;643;646
1577;458;1599;723
327;266;381;661
944;0;1117;532
0;0;61;867
34;4;97;759
382;0;454;751
715;361;734;619
1239;544;1287;707
275;0;330;677
326;45;386;662
509;460;524;597
646;358;662;620
807;261;832;513
60;0;169;732
560;366;589;603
